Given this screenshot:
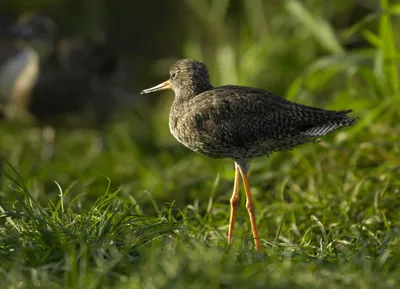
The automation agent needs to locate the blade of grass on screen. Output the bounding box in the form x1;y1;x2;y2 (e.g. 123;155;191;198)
286;0;343;54
379;0;398;93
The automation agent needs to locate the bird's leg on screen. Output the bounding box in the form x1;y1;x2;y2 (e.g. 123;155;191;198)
41;125;56;161
237;162;263;254
228;162;241;244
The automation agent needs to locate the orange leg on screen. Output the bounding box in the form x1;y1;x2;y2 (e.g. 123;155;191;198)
228;163;240;244
238;164;263;254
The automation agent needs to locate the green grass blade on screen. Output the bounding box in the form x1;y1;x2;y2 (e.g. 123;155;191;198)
286;0;343;54
379;0;399;93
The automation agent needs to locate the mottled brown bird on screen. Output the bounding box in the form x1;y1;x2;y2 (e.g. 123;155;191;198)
141;59;357;253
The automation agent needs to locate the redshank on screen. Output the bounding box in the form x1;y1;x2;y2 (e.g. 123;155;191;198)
141;59;356;253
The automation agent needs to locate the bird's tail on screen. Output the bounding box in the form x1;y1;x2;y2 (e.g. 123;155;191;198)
302;110;357;137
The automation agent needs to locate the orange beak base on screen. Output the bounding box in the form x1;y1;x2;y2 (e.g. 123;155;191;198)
141;80;171;94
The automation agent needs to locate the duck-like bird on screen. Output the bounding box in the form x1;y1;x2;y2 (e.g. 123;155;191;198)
0;14;39;122
0;13;117;159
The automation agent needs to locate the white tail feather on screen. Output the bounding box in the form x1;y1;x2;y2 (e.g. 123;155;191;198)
303;121;350;137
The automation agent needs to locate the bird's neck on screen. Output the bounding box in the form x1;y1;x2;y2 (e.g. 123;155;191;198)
21;40;55;64
175;82;213;103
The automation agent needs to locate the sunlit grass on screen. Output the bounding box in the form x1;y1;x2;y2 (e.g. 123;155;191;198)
1;1;400;288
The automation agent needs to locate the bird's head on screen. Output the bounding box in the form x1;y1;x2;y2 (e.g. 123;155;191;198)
141;59;213;99
9;13;59;61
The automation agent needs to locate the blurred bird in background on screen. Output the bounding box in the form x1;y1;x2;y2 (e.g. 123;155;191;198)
0;13;39;123
0;12;118;160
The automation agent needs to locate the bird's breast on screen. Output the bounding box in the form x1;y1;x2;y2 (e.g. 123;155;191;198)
168;102;229;159
169;103;199;147
0;48;39;122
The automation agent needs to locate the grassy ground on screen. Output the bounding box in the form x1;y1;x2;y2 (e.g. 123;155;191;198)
1;1;400;288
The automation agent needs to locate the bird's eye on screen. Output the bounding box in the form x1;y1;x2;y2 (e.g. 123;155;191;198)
171;72;177;79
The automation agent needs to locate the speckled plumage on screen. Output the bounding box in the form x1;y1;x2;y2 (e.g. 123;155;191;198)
141;59;357;253
161;59;356;162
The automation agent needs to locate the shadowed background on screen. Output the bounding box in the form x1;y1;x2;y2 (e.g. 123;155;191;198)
0;0;400;288
0;0;395;212
0;0;396;213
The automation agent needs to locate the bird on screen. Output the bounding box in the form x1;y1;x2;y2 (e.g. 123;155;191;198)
1;13;117;159
0;13;39;122
141;59;357;254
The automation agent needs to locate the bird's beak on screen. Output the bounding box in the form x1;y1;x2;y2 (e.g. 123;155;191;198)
141;80;171;95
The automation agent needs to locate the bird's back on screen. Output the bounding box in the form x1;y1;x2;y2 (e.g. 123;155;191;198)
170;85;356;159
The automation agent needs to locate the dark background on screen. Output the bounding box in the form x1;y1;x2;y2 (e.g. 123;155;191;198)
0;0;379;96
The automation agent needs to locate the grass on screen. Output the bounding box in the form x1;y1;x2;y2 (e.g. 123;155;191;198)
1;0;400;288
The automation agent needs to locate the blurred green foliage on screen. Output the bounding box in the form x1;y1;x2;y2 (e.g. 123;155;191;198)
1;0;400;288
